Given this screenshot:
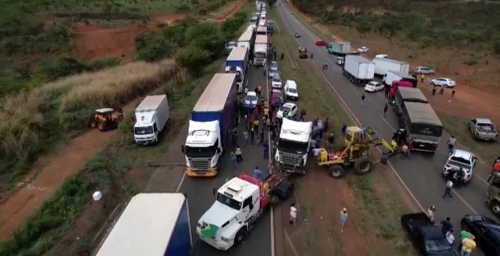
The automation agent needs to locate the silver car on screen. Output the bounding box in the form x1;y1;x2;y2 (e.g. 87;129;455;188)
414;66;435;75
469;118;498;141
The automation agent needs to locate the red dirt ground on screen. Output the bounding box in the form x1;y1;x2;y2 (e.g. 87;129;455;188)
208;0;245;23
0;98;142;241
69;24;147;61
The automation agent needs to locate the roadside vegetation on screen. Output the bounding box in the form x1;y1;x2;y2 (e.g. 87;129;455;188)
0;8;250;255
269;8;416;255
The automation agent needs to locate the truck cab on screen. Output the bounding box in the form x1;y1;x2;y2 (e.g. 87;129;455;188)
275;119;312;174
197;176;265;250
184;120;222;175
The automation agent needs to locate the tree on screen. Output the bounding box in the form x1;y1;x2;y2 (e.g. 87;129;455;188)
378;20;400;43
176;45;211;76
267;0;277;8
186;22;224;59
355;19;371;38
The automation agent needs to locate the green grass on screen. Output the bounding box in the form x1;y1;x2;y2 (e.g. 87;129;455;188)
0;58;225;256
270;7;416;255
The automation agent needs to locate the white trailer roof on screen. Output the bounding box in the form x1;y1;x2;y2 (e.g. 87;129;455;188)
96;193;186;256
257;26;267;32
136;95;166;112
238;32;253;42
255;35;268;44
193;73;236;112
374;58;408;65
227;47;247;60
346;55;372;64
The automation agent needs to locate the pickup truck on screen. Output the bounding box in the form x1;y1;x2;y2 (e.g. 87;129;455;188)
401;213;456;256
468;118;497;141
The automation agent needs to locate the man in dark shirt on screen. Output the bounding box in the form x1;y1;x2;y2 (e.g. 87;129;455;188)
440;217;453;235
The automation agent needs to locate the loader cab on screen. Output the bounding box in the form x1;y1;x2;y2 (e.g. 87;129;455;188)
344;126;370;159
91;108;122;132
487;173;500;216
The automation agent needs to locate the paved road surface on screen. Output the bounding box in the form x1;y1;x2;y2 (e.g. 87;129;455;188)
276;3;494;254
180;62;272;255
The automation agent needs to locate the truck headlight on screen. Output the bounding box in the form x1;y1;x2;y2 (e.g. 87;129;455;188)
221;236;231;242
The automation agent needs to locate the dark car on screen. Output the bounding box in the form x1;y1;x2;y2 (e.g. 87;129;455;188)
461;214;500;255
401;213;457;256
294;32;301;38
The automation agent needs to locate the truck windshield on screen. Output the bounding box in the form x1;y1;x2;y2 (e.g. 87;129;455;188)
217;193;242;210
134;126;153;135
278;139;308;155
185;145;216;158
255;52;266;58
410;123;443;138
288;88;297;93
425;239;450;253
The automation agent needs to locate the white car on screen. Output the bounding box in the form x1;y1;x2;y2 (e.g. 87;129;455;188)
276;102;298;119
245;91;258;107
284;80;299;100
357;46;369;53
271;75;282;89
442;149;476;184
431;77;456;88
364;81;384;92
375;54;388;59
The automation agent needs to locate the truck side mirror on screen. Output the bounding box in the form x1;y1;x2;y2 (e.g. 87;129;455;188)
249;203;254;210
181;145;185;153
216;148;222;154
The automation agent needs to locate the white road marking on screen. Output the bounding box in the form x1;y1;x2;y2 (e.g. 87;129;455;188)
284;230;300;256
176;172;187;192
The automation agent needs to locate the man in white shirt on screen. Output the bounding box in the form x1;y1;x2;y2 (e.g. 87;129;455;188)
442;180;453;200
289;203;297;226
312;147;321;157
448;135;457;154
446;229;455;245
427;206;436;224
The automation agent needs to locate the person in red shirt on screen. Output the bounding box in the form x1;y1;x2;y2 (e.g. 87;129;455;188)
407;140;413;158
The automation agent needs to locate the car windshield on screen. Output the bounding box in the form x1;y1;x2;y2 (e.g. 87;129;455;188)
216;193;242;210
255;52;266;58
134;126;153;135
185;145;217;158
246;95;257;101
282;105;292;112
278;139;309;155
272;78;281;83
270;66;278;72
425;239;451;252
272;92;282;99
288;88;297;93
227;42;237;47
448;156;471;169
477;122;493;127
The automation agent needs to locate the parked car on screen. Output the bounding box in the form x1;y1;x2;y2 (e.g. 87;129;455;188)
269;61;279;77
315;40;327;46
294;32;301;38
284;80;299;100
401;213;456;256
225;41;237;55
375;54;389;59
270;89;283;105
461;214;500;256
442;149;476;184
469;118;498;141
357;46;369;53
414;66;435;75
336;56;344;66
271;74;283;89
276;102;298;119
364;81;384;92
431;78;456;88
245;91;258;107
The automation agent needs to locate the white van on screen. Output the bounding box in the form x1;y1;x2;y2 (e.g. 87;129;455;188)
284;80;299;100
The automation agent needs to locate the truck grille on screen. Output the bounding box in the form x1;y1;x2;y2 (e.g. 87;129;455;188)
412;140;438;152
279;151;302;166
189;158;211;172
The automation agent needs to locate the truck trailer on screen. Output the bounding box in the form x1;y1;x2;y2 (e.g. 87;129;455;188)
392;87;429;117
253;35;268;66
134;95;169;145
96;193;192;256
383;70;417;87
342;55;375;84
183;73;237;177
225;47;249;94
401;102;443;153
373;57;410;77
237;31;254;59
328;42;351;56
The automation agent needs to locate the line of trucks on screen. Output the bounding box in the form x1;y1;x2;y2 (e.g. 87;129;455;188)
337;49;444;153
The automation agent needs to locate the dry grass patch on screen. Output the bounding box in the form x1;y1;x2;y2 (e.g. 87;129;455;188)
0;59;187;191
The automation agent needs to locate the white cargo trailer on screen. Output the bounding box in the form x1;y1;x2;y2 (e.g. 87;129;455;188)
134;95;169;145
373;57;410;76
342;55;375;84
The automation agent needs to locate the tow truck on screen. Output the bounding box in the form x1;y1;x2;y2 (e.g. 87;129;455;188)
196;172;293;250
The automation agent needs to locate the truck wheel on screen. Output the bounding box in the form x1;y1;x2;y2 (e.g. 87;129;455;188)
98;122;107;132
329;165;345;179
490;201;500;216
235;228;248;244
354;156;372;175
89;120;97;128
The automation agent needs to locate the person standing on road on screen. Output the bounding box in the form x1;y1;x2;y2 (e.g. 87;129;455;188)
341;123;347;135
310;52;314;59
243;130;249;147
442;180;454;200
230;151;238;167
460;236;476;256
400;143;409;160
290;203;298;226
235;146;242;163
446;229;455;246
263;140;269;159
340;208;348;232
361;93;366;107
383;102;388;117
427;206;436;224
281;52;284;60
232;127;238;147
439;86;444;95
253;166;262;180
448;135;457;154
432;86;437;96
441;217;454;235
407;139;413;158
384;85;390;98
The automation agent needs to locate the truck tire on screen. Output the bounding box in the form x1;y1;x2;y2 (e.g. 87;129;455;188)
274;180;294;200
98;122;107;132
490;200;500;216
354;156;372;175
329;165;345;179
235;228;248;244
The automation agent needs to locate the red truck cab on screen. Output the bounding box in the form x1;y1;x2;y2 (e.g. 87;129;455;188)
390;80;413;98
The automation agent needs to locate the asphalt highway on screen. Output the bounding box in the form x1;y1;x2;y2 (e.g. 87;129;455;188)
181;58;272;255
276;2;494;255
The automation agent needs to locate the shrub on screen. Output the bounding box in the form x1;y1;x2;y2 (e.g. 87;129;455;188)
41;56;90;81
176;45;212;76
138;38;176;62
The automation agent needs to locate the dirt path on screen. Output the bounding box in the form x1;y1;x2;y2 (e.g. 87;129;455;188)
208;0;246;23
0;98;141;240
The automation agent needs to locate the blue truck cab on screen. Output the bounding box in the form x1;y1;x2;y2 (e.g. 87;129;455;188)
96;193;192;256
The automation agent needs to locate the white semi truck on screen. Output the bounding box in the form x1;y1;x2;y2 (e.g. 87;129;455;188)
183;73;237;177
275;118;312;174
197;173;293;250
134;95;169;145
342;55;375;85
225;47;249;94
253;35;268;66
